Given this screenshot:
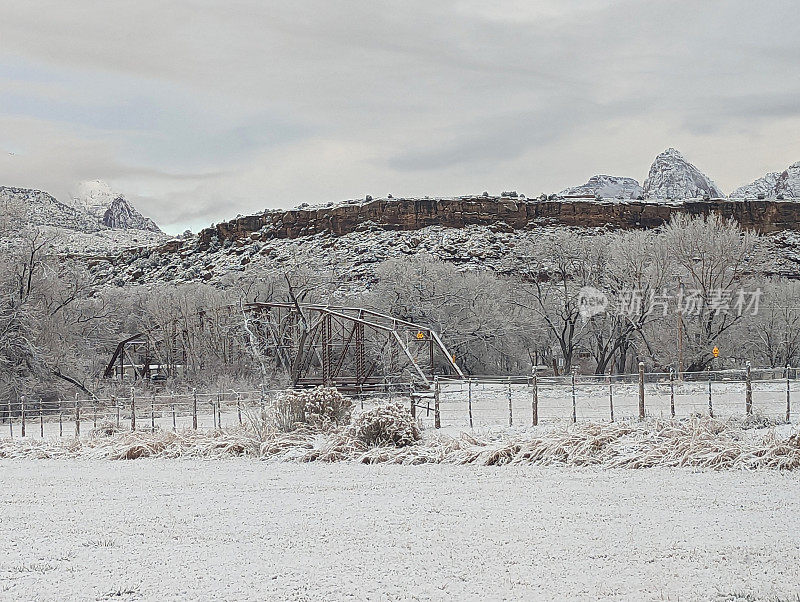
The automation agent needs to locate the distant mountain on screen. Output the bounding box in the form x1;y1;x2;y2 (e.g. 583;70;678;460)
0;181;166;254
0;186;102;232
559;175;643;199
731;161;800;199
72;180;161;232
775;161;800;198
72;179;118;219
103;196;161;232
643;148;724;199
730;172;781;199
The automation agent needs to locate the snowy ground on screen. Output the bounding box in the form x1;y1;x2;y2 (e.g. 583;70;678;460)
2;460;800;601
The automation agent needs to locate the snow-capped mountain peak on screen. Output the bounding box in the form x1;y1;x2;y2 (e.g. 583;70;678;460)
71;179;161;232
731;161;800;199
731;172;781;199
72;179;119;217
559;175;643;199
643;148;724;199
775;161;800;198
102;196;161;232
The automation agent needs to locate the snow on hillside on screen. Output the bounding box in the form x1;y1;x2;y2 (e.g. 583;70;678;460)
73;179;161;232
643;148;725;199
1;182;167;253
776;161;800;198
1;186;103;232
731;161;800;199
731;172;781;199
85;218;800;292
559;175;643;199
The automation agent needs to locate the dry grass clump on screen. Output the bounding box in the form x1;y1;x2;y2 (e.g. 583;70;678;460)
300;387;353;428
89;421;121;438
265;386;353;432
0;428;259;460
731;411;784;430
348;402;420;448
3;413;800;470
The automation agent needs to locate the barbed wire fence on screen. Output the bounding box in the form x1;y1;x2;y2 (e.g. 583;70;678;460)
2;365;798;437
424;364;799;429
0;383;411;439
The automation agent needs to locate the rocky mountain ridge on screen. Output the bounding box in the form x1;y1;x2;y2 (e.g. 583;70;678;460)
559;175;643;199
74;194;800;293
732;161;800;199
642;148;725;199
1;181;166;253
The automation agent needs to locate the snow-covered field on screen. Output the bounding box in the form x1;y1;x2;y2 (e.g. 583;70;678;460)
1;460;799;601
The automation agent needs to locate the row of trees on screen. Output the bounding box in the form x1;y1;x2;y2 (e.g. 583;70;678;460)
364;214;796;375
1;213;799;404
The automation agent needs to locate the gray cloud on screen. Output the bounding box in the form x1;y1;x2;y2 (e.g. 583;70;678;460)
1;0;799;233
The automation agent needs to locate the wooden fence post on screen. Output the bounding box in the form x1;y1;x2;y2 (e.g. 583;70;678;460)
217;394;222;429
192;388;198;430
531;372;539;427
434;376;441;429
151;393;156;433
237;393;242;426
608;374;614;423
571;370;577;424
670;369;675;419
21;395;26;437
467;378;473;429
172;401;176;432
59;399;63;437
7;399;12;437
638;362;645;420
212;394;218;429
707;370;714;418
39;399;43;438
74;394;80;438
507;377;513;427
786;364;791;424
115;397;120;428
745;362;753;416
130;388;136;431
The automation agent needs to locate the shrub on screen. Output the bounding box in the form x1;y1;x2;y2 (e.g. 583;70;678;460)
301;387;352;428
90;421;121;438
272;386;352;432
349;402;421;448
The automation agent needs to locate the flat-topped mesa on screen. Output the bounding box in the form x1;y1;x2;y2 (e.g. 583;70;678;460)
195;195;800;251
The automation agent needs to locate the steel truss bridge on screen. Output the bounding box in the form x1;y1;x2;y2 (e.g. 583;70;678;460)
103;302;464;389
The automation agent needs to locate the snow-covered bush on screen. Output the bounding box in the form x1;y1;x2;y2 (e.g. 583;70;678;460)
301;386;352;428
349;402;420;448
272;386;352;431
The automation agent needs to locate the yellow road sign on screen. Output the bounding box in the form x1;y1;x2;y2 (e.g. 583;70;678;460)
416;332;425;340
712;346;719;358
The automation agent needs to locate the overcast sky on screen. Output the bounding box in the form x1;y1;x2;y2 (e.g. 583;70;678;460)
1;1;799;234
